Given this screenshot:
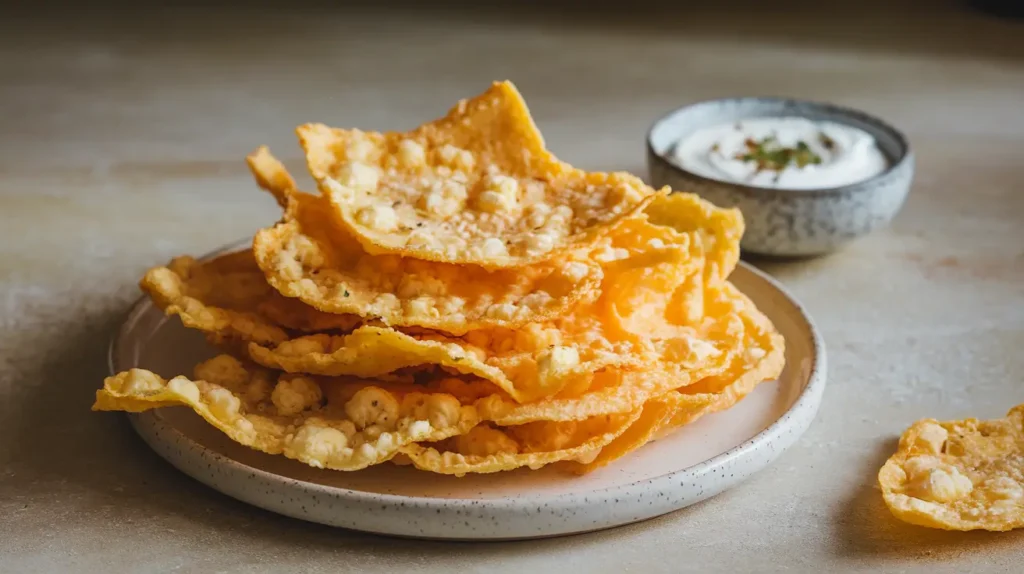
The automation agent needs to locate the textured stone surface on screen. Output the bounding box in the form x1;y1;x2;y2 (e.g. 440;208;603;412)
2;2;1023;572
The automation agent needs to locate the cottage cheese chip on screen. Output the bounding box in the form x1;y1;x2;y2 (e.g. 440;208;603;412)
247;144;293;209
252;186;601;335
398;410;642;476
296;81;653;268
644;191;744;284
879;405;1024;531
140;250;358;347
476;283;753;426
93;356;479;471
247;326;509;387
572;298;786;473
256;294;363;333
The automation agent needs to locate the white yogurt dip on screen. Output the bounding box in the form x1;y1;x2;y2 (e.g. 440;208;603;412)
669;117;889;190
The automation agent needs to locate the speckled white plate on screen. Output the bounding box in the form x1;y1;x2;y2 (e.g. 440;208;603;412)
110;242;825;540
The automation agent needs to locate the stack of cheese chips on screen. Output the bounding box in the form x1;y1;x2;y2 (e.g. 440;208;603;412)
95;82;785;476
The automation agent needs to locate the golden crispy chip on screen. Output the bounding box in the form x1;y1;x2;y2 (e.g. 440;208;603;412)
297;81;654;268
252;185;603;335
879;405;1024;531
140;250;360;347
653;283;787;430
594;191;742;344
572;299;786;473
567;398;676;474
93;356;479;471
256;294;362;333
471;282;781;428
248;326;509;385
141;251;288;346
399;410;642;476
644;191;744;284
247;145;293;209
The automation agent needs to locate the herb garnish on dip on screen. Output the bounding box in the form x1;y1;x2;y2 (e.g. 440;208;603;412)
670;117;889;190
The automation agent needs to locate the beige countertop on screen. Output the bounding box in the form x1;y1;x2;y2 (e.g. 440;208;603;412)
2;3;1023;572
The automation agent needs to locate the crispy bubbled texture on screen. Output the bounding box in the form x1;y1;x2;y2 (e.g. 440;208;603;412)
297;81;654;269
94;357;480;471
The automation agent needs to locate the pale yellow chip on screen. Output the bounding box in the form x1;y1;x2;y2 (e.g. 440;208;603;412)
399;410;642;476
297;80;654;268
879;405;1024;531
252;185;602;335
93;356;479;471
140;250;357;347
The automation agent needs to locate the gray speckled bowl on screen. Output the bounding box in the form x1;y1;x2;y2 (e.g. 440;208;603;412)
647;97;913;256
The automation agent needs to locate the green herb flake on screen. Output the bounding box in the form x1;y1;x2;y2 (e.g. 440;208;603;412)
735;136;822;174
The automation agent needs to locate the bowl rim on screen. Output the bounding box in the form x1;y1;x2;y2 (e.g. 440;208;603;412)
645;95;913;197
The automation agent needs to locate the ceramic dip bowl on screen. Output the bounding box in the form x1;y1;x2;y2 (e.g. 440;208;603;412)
647;97;913;256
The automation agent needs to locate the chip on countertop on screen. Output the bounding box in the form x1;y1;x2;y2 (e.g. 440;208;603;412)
879;405;1024;531
297;80;654;268
93;356;480;471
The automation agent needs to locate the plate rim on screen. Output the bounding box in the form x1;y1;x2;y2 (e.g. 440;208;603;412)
110;239;826;532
